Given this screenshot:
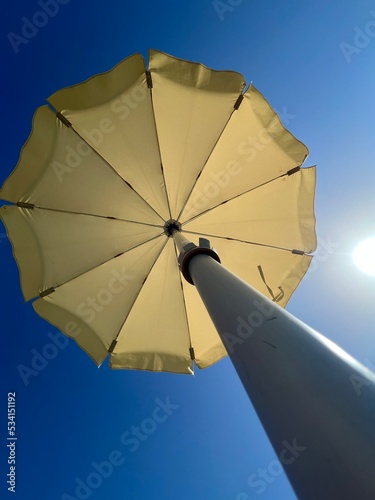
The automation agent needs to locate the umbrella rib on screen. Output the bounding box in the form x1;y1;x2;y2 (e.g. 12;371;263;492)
176;85;246;222
49;104;165;223
182;229;308;255
108;237;169;354
181;166;303;226
33;232;166;301
146;71;173;220
23;203;164;229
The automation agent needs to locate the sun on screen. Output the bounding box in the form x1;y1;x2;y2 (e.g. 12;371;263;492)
352;237;375;276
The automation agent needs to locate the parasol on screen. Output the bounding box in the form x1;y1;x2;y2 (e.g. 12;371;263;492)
0;49;316;374
3;50;375;498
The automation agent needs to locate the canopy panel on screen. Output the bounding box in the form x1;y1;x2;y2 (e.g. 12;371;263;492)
111;238;193;373
48;53;169;221
149;49;245;219
33;237;166;366
0;106;162;224
183;166;317;254
180;86;308;223
0;205;162;301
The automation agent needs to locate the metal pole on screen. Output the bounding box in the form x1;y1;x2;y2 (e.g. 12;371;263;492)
175;234;375;500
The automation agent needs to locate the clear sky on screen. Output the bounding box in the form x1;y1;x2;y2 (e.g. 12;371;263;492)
1;1;375;499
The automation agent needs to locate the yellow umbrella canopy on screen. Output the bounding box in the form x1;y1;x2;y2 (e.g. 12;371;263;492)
0;50;316;374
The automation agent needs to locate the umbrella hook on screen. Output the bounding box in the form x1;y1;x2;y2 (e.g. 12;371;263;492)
257;265;284;303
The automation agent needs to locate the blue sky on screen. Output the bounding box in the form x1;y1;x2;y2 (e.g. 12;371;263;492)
1;0;375;499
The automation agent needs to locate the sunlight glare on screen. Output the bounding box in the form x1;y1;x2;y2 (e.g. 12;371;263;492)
352;237;375;276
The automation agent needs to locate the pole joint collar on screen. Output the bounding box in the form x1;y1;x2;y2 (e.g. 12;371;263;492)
175;235;221;285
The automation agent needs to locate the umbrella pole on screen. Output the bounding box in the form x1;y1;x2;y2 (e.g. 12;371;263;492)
174;232;375;499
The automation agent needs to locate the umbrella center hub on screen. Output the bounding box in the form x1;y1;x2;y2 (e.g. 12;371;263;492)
164;219;181;237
